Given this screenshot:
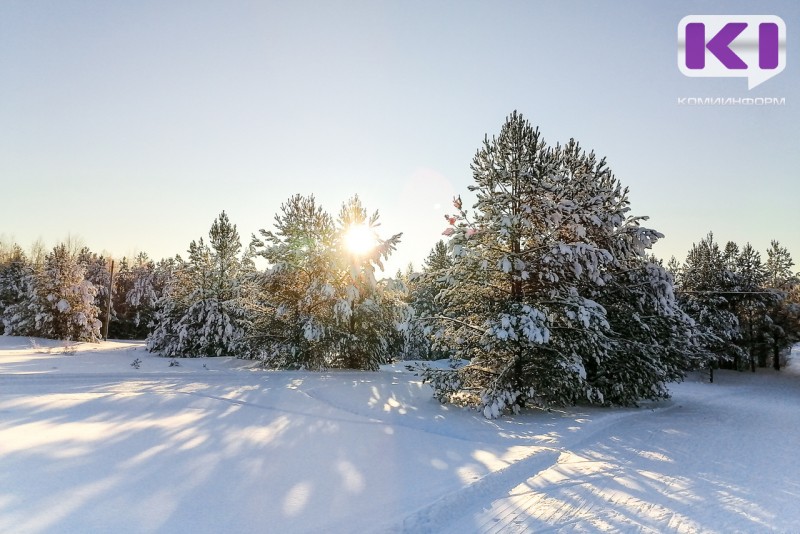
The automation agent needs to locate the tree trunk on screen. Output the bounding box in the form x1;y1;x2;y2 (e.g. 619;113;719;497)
773;344;781;371
757;345;768;368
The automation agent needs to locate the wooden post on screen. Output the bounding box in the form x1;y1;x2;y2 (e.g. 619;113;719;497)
104;260;115;340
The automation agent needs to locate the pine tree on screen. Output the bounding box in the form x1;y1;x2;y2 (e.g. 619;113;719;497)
765;240;795;289
676;233;745;372
77;248;114;337
107;253;161;339
250;194;403;370
764;241;799;370
0;245;36;336
108;257;134;338
147;212;250;357
595;256;699;401
21;244;102;341
250;194;340;369
384;269;418;361
734;243;770;370
330;196;404;370
119;253;163;339
416;112;693;417
404;241;454;360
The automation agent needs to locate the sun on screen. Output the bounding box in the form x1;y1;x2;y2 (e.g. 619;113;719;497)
343;224;375;255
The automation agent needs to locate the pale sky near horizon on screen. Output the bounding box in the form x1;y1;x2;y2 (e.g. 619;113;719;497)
2;1;798;274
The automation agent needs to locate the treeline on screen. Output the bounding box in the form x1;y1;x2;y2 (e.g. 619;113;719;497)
0;242;172;342
1;111;798;417
0;196;407;372
669;234;800;373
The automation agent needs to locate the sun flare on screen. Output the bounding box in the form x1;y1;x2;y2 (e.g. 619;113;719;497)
343;224;375;255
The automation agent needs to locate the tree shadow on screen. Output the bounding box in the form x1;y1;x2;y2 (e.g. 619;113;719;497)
0;371;582;533
453;369;800;532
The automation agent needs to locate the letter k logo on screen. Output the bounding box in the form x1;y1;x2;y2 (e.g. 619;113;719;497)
678;15;786;89
686;22;748;69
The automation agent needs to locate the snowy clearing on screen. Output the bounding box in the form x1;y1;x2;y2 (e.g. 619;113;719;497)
1;337;799;533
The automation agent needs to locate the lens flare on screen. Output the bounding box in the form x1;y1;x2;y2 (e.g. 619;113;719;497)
343;224;375;255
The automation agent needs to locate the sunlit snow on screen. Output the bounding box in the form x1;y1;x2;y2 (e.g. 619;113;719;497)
1;337;799;533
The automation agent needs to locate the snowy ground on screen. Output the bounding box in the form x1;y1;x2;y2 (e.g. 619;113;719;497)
1;337;799;533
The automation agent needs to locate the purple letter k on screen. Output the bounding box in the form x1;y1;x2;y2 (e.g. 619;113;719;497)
686;22;748;70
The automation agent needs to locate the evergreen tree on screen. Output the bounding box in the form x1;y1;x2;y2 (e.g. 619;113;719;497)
766;240;795;288
676;233;745;371
250;194;403;370
118;253;163;339
77;248;114;337
417;112;693;417
250;194;340;369
764;241;800;370
722;241;740;273
734;243;770;370
331;196;404;370
0;245;36;336
109;257;135;338
404;241;454;360
147;212;250;357
384;269;419;361
21;244;102;341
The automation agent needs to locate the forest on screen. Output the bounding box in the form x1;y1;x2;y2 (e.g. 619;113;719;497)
2;112;798;417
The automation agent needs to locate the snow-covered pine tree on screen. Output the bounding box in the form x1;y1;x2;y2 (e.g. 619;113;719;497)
117;253;163;339
734;243;771;370
21;244;102;341
722;241;740;273
591;255;699;403
0;245;36;336
417;111;693;417
147;212;250;357
77;248;113;334
250;194;403;370
385;266;423;361
250;194;340;369
764;241;799;370
676;233;745;371
403;241;454;360
766;240;796;289
329;196;404;370
108;257;135;338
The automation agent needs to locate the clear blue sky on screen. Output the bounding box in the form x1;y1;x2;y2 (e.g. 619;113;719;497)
2;1;798;274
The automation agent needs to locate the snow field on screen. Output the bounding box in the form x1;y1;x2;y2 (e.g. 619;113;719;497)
1;337;799;533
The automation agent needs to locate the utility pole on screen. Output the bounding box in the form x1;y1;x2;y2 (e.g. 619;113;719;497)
104;260;115;340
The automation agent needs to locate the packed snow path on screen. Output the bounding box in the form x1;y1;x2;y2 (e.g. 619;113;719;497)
1;338;799;533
